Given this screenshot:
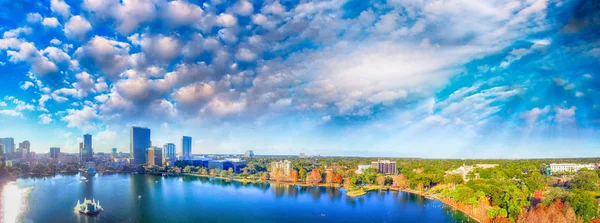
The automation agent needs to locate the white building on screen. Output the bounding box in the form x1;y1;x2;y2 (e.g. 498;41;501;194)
270;160;292;177
548;163;597;174
355;164;372;174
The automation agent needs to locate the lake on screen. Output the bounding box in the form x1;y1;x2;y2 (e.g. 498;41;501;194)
0;174;473;223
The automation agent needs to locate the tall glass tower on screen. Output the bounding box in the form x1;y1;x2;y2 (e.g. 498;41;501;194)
130;127;151;165
182;136;192;159
83;134;93;162
163;143;176;160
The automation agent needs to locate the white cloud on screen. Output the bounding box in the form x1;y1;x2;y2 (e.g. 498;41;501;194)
0;110;24;118
163;0;204;26
38;113;53;124
0;101;6;107
583;73;592;79
554;106;576;123
235;48;257;62
50;0;71;19
575;91;584;97
74;36;131;79
3;27;32;38
64;16;92;39
216;13;237;27
26;13;43;24
42;17;61;28
520;106;550;123
94;94;109;102
232;0;254;16
50;38;62;45
62;106;98;130
20;81;34;90
12;98;35;111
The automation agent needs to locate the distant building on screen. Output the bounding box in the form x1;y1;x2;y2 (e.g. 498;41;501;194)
244;150;254;158
19;140;30;158
270;160;292;177
50;147;60;159
147;147;155;166
82;134;93;162
355;164;372;174
147;146;163;166
131;126;151;165
182;136;192;158
0;144;4;155
371;160;397;175
548;163;597;175
59;154;79;163
164;143;176;160
446;163;499;181
0;137;15;155
112;148;117;156
299;153;306;158
208;159;247;172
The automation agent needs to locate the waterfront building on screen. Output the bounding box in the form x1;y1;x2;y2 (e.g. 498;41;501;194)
270;160;292;177
147;147;155;166
164;143;176;160
182;136;192;158
548;163;598;175
371;160;397;175
208;159;247;172
244;150;254;158
131;126;151;165
82;134;93;162
355;164;372;174
0;137;15;155
50;147;60;159
19;140;30;157
154;147;163;166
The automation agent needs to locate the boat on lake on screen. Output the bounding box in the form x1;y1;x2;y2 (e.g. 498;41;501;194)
74;198;103;216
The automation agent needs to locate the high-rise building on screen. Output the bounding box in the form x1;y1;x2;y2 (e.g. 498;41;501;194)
83;134;93;162
50;147;60;159
270;160;292;177
0;137;15;155
131;126;151;165
244;150;254;158
163;143;176;160
0;144;4;155
19;140;30;158
112;148;117;156
79;142;84;163
182;136;192;158
371;160;397;175
147;147;155;166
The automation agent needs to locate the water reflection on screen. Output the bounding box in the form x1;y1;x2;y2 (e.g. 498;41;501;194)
1;182;26;223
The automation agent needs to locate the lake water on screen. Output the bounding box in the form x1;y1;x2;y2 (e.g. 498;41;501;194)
0;174;472;223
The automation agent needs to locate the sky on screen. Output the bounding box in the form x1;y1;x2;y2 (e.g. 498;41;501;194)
0;0;599;158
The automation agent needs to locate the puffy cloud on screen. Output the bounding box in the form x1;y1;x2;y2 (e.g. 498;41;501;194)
20;81;34;90
64;16;92;39
235;48;257;62
39;95;51;108
261;1;286;15
6;42;59;76
50;0;71;19
72;72;97;97
62;106;98;130
3;27;32;38
38;113;53;124
0;110;24;118
42;17;61;28
26;13;43;24
12;98;35;111
171;82;215;111
50;38;62;45
74;36;131;79
163;0;204;26
216;13;237;27
138;34;181;63
554;106;576;123
0;101;6;107
520;106;550;123
83;0;156;34
232;0;254;16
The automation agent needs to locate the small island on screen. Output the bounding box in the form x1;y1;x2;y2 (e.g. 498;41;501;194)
74;198;103;216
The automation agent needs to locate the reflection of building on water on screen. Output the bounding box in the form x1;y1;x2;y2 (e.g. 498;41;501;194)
74;198;103;215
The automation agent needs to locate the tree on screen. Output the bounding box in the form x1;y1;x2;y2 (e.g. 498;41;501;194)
299;168;307;181
444;174;464;186
376;175;386;186
260;172;269;181
307;169;322;186
201;168;208;175
209;169;217;176
568;190;598;222
291;170;299;183
393;174;408;189
572;170;599;191
326;171;334;185
183;166;193;173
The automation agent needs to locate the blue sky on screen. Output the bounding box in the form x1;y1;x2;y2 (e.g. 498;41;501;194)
0;0;599;158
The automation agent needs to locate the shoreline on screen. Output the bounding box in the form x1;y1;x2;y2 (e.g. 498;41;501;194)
182;173;482;222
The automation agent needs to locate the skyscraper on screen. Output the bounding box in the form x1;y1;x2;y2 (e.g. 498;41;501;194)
0;137;15;155
50;147;60;159
112;148;117;156
131;127;151;165
83;134;93;162
163;143;176;160
147;147;155;166
182;136;192;158
79;142;84;163
19;140;30;158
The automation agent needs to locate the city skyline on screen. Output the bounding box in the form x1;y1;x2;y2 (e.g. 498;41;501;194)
0;0;599;158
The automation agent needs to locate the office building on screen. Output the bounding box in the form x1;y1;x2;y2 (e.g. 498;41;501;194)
147;147;155;166
0;144;4;155
0;137;15;155
81;134;93;162
270;160;292;177
18;140;30;156
112;148;117;156
164;143;176;160
182;136;192;158
548;163;598;175
131;127;151;165
208;159;247;173
371;160;397;175
50;147;60;159
244;150;254;158
154;146;163;166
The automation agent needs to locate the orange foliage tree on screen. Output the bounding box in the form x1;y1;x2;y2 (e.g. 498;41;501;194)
291;170;299;183
307;169;322;186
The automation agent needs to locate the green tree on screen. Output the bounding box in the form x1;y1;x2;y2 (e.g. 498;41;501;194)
568;190;598;222
572;170;599;191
